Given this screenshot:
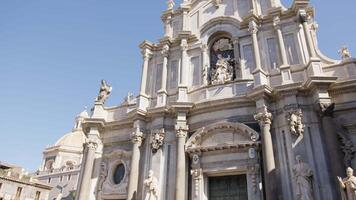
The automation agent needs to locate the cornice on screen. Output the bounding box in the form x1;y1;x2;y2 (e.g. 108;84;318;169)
329;79;356;96
82;118;106;134
246;85;274;101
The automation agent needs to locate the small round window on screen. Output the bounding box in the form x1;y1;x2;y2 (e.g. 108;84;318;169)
113;164;125;185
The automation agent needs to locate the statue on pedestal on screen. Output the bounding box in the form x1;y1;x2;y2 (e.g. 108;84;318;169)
292;155;313;200
144;170;158;200
338;167;356;200
211;54;233;85
95;80;112;104
339;46;352;60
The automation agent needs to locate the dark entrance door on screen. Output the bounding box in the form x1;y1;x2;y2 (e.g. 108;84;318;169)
208;174;248;200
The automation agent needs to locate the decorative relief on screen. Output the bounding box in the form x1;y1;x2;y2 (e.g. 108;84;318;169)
248;21;259;34
319;102;335;117
151;129;165;153
85;139;98;150
286;109;305;137
339;46;352;60
95;80;112;104
190;168;202;198
98;161;108;192
213;0;222;8
248;164;260;193
254;106;272;127
337;125;356;167
144;170;159;200
293;155;313;200
161;45;170;57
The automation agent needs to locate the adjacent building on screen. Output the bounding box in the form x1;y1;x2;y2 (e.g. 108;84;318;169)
68;0;356;200
36;111;88;200
0;162;51;200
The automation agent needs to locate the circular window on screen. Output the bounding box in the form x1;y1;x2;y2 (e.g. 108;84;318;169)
113;164;125;185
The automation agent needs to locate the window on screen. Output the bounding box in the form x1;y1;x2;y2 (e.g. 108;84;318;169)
48;177;51;184
0;182;2;190
242;44;255;71
35;191;41;200
284;33;300;65
68;174;72;181
60;176;63;182
169;60;178;89
209;175;247;200
15;187;22;199
267;38;280;69
146;63;154;95
113;164;125;185
191;56;201;86
155;64;163;92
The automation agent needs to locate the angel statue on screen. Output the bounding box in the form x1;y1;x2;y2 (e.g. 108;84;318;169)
144;170;158;200
95;80;112;104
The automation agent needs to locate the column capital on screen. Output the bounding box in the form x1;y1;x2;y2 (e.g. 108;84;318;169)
254;106;273;126
175;125;189;138
161;44;170;57
318;102;335;117
131;128;144;145
201;44;208;52
298;9;309;23
248;20;259;35
141;49;153;61
180;39;188;51
84;139;99;150
272;16;281;30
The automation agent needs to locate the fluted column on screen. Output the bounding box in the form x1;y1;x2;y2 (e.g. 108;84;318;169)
299;10;317;59
175;124;188;200
249;20;268;86
254;106;276;200
127;128;144;200
77;139;98;200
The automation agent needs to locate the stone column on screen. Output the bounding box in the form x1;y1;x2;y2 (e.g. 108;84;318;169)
273;16;293;84
249;20;268;86
178;39;188;102
254;106;276;200
232;37;241;79
299;10;317;59
175;124;188;200
157;45;169;107
140;49;152;96
127;128;144;200
164;15;172;38
77;139;98;200
201;44;209;85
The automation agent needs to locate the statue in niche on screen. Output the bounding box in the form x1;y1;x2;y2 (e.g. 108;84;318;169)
144;170;158;200
151;129;165;153
287;109;305;137
338;167;356;200
95;80;112;104
209;38;236;85
339;46;352;60
292;155;313;200
97;162;108;192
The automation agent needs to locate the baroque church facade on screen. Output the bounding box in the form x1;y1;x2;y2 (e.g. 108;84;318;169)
72;0;356;200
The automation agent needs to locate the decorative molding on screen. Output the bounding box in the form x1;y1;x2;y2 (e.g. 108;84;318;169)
151;128;165;153
131;128;144;145
254;106;272;126
175;125;188;138
286;109;305;137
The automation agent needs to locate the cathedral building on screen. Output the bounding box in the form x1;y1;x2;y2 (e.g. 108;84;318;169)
74;0;356;200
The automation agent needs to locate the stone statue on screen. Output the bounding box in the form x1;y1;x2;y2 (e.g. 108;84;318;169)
211;54;233;85
167;0;175;10
144;170;158;200
292;155;313;200
213;0;222;7
95;80;112;104
338;167;356;200
339;46;352;60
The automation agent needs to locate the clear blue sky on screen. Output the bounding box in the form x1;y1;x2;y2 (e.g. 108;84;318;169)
0;0;355;172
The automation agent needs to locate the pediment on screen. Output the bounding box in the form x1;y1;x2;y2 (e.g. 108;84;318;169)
186;121;260;153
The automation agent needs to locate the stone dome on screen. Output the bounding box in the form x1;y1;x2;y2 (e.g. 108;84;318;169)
54;130;85;149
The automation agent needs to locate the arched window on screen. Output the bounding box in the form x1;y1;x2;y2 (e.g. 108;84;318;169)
209;37;236;85
113;163;125;185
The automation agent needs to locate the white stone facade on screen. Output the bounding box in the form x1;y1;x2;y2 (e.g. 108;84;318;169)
74;0;356;200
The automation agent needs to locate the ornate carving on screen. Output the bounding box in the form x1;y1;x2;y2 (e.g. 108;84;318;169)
190;168;202;198
151;129;165;153
319;102;335;117
144;170;158;200
85;139;98;150
337;126;356;167
292;155;313;200
273;16;281;29
141;49;153;61
131;128;144;145
248;164;260;193
98;161;108;192
180;39;188;51
299;9;308;23
254;106;272;127
192;154;200;165
248;21;259;34
213;0;222;7
161;45;170;57
175;125;188;138
339;46;352;60
286;109;305;137
95;80;112;104
338;167;356;200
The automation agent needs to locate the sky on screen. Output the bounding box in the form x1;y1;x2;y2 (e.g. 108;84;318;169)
0;0;355;172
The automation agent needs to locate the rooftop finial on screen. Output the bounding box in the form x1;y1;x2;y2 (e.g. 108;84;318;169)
339;45;352;60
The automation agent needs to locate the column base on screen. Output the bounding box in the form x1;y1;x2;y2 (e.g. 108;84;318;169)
280;65;294;85
156;90;167;107
177;85;188;102
92;102;106;119
307;57;323;76
138;94;150;112
252;69;268;87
